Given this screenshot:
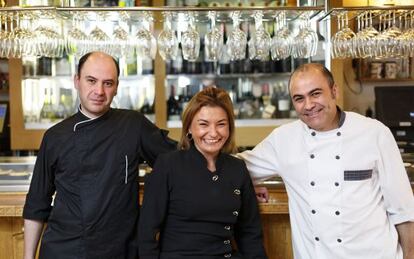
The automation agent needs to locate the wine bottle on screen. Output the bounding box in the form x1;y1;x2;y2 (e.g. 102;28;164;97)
276;82;291;118
39;88;55;123
167;85;181;121
55;94;68;120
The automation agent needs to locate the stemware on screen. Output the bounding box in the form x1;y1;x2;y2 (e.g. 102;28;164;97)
248;11;271;61
135;11;157;60
65;11;88;57
157;12;179;61
204;11;223;62
88;12;111;54
331;11;355;59
0;12;11;58
271;11;292;60
292;12;318;59
181;12;200;61
227;11;247;61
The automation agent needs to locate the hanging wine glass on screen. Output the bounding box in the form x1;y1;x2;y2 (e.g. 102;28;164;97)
248;11;271;61
135;11;157;60
111;12;133;59
0;12;11;58
34;10;64;58
205;11;223;62
157;12;178;61
227;11;247;61
181;12;200;61
271;11;292;60
65;11;88;57
88;12;111;54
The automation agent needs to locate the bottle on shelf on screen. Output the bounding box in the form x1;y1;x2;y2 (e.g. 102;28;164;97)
55;94;68;120
119;86;133;110
275;82;291;118
180;85;193;114
172;50;183;74
39;87;55;123
167;85;181;121
141;58;154;75
140;87;155;121
242;21;252;74
261;83;276;119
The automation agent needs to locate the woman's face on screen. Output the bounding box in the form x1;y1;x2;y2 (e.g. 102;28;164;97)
189;105;230;161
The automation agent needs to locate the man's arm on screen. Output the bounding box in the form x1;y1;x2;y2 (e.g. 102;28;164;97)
396;221;414;259
23;219;44;259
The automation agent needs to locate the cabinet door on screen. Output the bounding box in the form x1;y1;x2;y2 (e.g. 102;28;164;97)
0;217;25;259
12;218;24;259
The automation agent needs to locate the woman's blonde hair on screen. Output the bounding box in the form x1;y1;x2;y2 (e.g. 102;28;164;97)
178;86;237;154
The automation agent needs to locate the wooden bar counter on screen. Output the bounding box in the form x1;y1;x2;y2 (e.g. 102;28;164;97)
1;181;414;259
0;183;292;259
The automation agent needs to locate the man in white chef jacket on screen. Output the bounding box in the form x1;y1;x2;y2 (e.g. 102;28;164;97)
239;63;414;259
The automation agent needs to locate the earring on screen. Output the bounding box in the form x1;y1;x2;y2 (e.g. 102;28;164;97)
186;132;192;141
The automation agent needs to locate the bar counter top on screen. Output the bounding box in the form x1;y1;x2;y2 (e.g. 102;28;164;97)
0;183;290;217
2;180;414;217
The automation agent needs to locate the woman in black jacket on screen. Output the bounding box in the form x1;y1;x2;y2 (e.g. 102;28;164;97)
138;86;267;259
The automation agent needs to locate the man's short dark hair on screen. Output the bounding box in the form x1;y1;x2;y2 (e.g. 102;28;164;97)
77;52;120;77
288;63;335;90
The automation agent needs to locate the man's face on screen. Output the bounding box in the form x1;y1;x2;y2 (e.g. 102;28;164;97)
289;69;339;131
74;53;118;118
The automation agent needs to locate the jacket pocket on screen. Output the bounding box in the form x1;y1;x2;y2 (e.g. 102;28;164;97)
344;169;373;181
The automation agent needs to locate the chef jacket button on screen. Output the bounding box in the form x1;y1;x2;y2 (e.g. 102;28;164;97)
311;209;316;214
311;131;316;136
337;132;341;136
335;155;340;160
310;154;315;159
335;211;340;215
233;189;241;195
337;238;342;243
310;181;315;186
334;182;339;187
224;253;232;258
224;240;230;245
232;211;239;216
224;225;231;230
212;175;219;181
315;237;320;241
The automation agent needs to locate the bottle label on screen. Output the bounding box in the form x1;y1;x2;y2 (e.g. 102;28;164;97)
278;99;290;111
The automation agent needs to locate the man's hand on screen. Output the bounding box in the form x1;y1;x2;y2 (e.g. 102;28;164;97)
254;186;269;203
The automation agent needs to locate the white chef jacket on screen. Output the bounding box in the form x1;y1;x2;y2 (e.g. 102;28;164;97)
240;111;414;259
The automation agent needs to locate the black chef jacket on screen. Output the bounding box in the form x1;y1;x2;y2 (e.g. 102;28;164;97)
138;145;267;259
23;109;176;259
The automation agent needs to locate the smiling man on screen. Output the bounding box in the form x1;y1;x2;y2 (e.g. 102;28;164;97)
22;52;176;259
239;63;414;259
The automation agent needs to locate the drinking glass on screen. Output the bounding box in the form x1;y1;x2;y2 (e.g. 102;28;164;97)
135;11;157;60
157;12;179;61
0;12;11;58
292;12;318;59
65;11;88;57
249;11;271;61
331;11;355;59
204;11;223;62
181;12;200;61
271;11;292;60
88;12;111;54
227;11;246;61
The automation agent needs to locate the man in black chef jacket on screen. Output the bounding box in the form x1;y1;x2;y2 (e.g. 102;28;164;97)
22;51;176;259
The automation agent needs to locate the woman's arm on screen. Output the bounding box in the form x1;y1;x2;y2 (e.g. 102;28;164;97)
23;219;44;259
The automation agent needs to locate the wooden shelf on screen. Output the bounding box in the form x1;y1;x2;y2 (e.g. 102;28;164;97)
358;78;414;83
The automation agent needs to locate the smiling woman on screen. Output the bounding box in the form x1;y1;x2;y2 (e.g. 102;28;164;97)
138;86;268;259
